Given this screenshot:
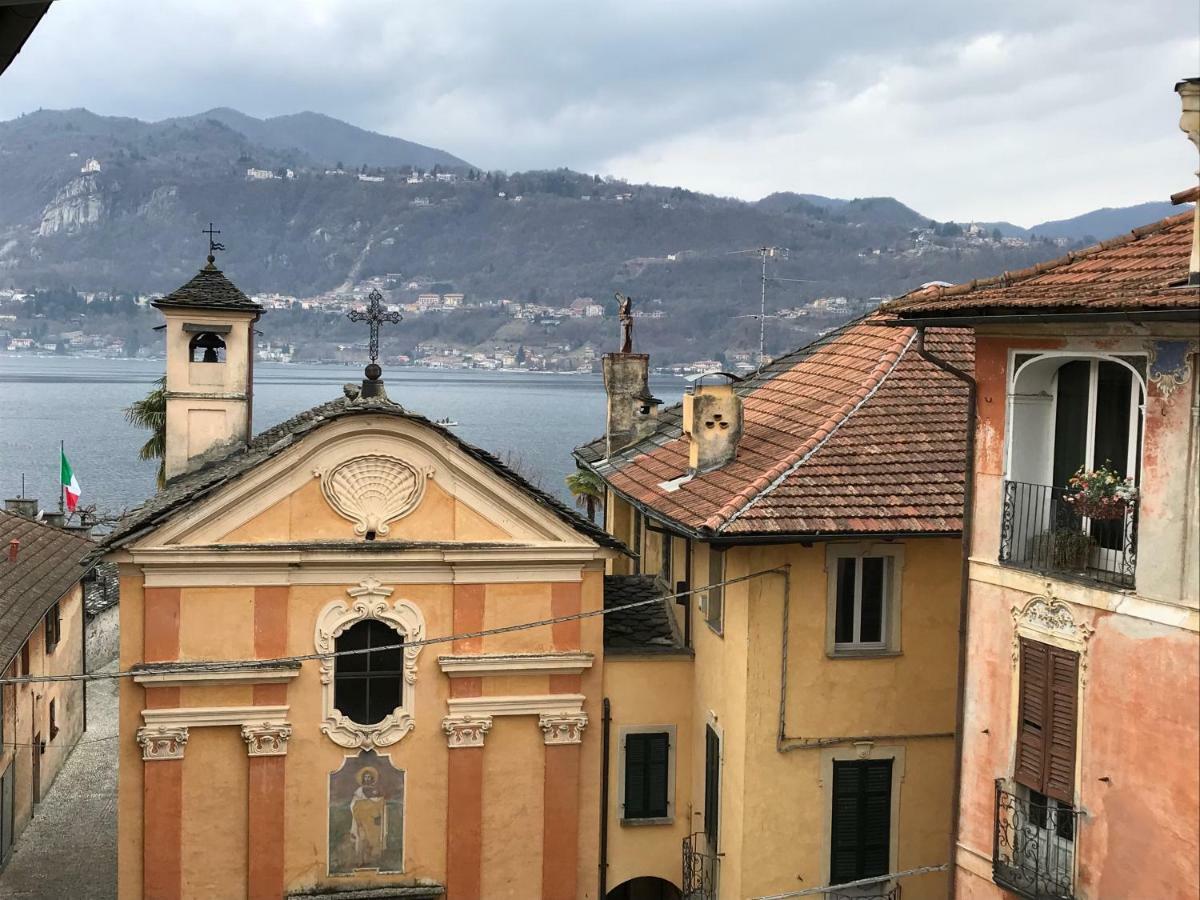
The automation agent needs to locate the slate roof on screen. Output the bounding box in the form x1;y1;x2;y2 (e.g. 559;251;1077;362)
603;575;688;654
151;260;262;313
98;391;625;555
885;210;1199;319
0;511;95;668
576;316;971;537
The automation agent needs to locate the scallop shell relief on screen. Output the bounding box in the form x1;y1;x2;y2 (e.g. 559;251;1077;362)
320;455;429;537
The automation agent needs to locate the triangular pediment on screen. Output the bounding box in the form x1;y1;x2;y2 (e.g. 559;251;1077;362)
135;413;598;550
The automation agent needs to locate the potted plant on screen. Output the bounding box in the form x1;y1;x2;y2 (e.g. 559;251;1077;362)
1029;528;1096;571
1063;463;1137;520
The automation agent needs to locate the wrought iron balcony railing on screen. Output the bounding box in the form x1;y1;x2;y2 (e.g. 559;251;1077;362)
999;479;1136;588
993;779;1082;900
828;884;900;899
682;832;719;900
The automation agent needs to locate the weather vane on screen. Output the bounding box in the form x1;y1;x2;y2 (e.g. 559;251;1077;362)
348;289;402;384
202;222;226;264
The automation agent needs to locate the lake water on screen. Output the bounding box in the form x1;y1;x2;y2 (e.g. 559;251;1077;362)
0;356;681;517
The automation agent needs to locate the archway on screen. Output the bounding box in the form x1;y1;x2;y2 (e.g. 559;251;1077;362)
607;876;682;900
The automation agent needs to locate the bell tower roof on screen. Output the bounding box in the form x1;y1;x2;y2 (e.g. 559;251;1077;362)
152;259;261;313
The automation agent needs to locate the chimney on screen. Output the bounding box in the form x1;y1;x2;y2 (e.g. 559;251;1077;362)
1176;77;1200;286
3;497;38;518
41;511;65;528
8;540;18;563
682;372;743;474
602;353;661;455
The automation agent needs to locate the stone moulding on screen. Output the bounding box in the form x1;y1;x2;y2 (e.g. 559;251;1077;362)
539;712;589;745
1011;589;1095;679
436;652;594;678
315;578;426;749
442;714;493;748
242;722;293;756
317;454;433;536
137;725;188;761
1147;339;1198;399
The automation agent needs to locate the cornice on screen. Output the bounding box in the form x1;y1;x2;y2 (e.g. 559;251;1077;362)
437;652;594;678
446;693;586;719
132;665;300;688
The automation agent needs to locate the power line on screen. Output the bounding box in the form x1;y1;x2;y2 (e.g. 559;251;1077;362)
0;566;789;687
749;863;949;899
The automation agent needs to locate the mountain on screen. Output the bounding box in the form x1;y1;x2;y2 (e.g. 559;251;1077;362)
1026;201;1183;241
168;108;470;171
0;108;1185;364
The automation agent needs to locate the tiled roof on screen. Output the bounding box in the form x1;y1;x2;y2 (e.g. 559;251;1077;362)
603;575;687;654
577;316;971;537
0;511;95;668
98;390;625;555
151;261;262;312
886;210;1199;318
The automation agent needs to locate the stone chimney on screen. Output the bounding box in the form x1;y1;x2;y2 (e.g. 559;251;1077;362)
682;373;743;474
153;253;263;480
602;353;661;455
3;497;38;518
1176;77;1200;286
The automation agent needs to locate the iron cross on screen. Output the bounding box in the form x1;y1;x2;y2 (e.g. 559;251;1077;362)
348;289;402;364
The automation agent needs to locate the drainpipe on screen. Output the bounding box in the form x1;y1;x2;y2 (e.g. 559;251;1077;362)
914;326;976;900
599;697;611;899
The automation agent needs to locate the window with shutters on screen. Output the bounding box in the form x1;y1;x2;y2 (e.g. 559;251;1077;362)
619;726;675;824
44;602;61;654
704;724;721;848
1014;638;1079;804
702;547;725;635
333;619;404;726
826;545;902;655
830;759;893;885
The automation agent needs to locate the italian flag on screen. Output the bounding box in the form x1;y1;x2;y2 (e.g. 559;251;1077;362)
61;450;81;513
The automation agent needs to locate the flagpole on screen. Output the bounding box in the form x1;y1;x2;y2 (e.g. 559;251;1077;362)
59;440;65;515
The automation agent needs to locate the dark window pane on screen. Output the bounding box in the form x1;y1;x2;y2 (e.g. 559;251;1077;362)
334;677;368;724
336;621;371;673
1053;361;1090;487
860;557;885;644
365;675;402;724
704;726;720;844
1094;361;1133;476
835;558;856;644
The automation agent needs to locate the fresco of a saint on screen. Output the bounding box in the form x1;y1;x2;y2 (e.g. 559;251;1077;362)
328;750;405;874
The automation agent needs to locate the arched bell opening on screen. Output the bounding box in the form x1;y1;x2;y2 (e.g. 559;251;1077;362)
188;331;227;363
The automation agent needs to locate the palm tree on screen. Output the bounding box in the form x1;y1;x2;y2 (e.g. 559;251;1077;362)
125;376;167;488
565;467;605;523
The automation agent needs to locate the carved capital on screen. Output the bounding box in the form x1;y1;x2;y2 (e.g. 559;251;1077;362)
242;722;293;757
539;712;588;745
137;725;188;761
442;714;493;748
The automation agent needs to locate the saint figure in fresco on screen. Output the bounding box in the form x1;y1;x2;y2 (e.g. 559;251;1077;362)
349;765;387;867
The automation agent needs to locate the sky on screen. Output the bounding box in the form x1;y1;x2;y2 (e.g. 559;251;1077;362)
2;0;1197;225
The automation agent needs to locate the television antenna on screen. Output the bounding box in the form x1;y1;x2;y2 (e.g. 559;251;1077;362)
727;246;818;364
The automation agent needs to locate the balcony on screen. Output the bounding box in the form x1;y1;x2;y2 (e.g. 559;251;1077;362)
993;780;1082;900
682;832;719;900
999;480;1136;589
828;885;900;899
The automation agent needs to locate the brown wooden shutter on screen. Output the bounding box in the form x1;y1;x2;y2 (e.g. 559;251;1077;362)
1015;638;1049;791
1015;638;1079;802
1044;646;1079;803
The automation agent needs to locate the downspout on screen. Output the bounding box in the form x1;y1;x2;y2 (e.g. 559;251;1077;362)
599;696;611;899
681;539;694;648
246;313;260;442
914;326;976;900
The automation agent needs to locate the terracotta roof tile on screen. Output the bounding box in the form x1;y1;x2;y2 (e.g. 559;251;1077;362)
576;317;971;537
886;211;1199;318
0;511;95;667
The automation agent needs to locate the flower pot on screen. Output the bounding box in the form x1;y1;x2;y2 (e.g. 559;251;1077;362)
1065;494;1129;520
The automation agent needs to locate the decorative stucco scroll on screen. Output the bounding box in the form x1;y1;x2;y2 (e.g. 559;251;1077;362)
315;578;426;749
318;454;433;536
242;722;292;757
137;725;188;761
539;712;588;745
1011;588;1094;680
442;714;493;748
1147;340;1198;399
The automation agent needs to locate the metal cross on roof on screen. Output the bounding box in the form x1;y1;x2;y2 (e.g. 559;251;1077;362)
348;289;402;367
202;222;226;262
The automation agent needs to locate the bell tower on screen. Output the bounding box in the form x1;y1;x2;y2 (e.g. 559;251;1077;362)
153;244;262;480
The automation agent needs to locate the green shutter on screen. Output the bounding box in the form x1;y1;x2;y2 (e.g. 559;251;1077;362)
830;759;893;884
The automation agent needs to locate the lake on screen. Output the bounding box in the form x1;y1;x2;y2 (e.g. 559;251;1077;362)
0;356;682;517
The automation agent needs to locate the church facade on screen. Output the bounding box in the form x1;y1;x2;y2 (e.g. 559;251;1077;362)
104;262;626;899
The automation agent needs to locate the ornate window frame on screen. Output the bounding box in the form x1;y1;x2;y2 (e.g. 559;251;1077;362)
315;578;426;749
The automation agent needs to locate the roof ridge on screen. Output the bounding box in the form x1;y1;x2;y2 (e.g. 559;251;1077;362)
702;326;917;533
892;209;1194;304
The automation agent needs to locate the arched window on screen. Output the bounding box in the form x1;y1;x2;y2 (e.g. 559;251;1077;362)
333;619;404;726
188;331;226;363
